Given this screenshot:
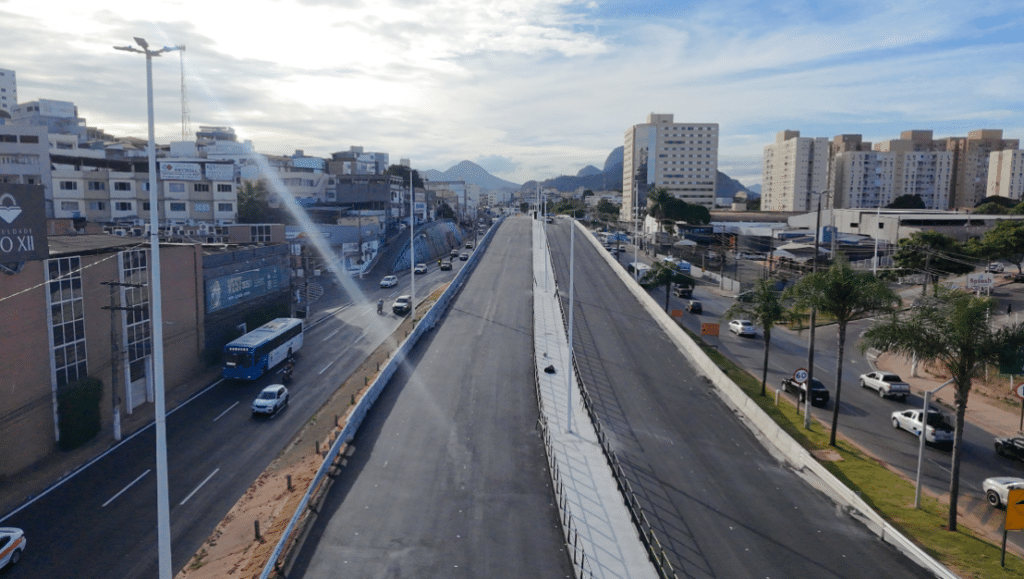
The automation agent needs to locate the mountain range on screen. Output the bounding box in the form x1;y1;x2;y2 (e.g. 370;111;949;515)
426;146;758;200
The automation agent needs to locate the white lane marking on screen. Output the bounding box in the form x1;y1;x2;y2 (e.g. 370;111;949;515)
322;329;340;342
320;359;337;375
353;330;367;344
102;469;151;507
212;401;240;422
180;468;220;505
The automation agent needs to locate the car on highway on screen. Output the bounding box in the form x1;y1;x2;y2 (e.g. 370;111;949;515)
728;319;756;337
465;241;474;248
781;377;830;407
440;260;452;271
414;263;427;274
672;284;692;299
859;371;911;401
983;476;1024;507
380;275;398;288
392;295;412;315
450;249;459;258
0;527;26;568
995;435;1024;461
459;252;469;261
891;409;954;446
686;300;702;314
252;384;289;416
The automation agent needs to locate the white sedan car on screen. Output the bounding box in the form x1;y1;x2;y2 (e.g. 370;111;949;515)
252;384;289;416
891;409;954;445
728;319;756;337
380;275;398;288
414;263;428;274
983;476;1024;508
0;527;26;568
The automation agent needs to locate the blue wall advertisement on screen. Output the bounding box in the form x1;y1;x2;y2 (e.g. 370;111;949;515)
205;265;287;313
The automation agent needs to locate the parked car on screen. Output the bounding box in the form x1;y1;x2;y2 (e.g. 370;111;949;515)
0;527;26;568
995;435;1024;461
414;263;427;274
686;300;703;314
891;409;954;446
379;275;398;288
252;384;289;416
440;260;452;271
859;371;911;401
983;476;1024;507
459;252;469;261
392;295;412;315
728;319;756;337
989;263;1005;273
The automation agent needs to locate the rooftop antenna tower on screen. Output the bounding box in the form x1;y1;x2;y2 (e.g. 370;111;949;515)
179;45;191;141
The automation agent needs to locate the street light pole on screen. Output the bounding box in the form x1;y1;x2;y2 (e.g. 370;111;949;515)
805;191;826;429
114;36;180;579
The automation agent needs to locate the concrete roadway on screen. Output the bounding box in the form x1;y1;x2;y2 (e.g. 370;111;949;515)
0;244;470;578
288;217;573;578
545;218;933;579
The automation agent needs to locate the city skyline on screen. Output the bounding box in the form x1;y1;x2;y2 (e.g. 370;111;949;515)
3;0;1022;187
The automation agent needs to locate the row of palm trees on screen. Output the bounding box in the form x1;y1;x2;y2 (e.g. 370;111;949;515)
642;254;1024;532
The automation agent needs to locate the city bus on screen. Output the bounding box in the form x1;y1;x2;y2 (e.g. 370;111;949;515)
222;318;304;380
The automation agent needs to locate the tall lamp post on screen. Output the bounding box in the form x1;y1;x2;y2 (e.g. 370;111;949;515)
804;190;828;429
114;37;180;579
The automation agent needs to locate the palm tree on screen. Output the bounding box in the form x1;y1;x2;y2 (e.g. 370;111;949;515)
640;261;695;312
724;279;786;397
785;254;900;446
861;285;1024;531
237;180;270;223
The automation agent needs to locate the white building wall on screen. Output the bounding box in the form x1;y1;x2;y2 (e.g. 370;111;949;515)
0;68;16;116
835;151;895;209
987;150;1024;201
761;131;829;212
0;124;52;216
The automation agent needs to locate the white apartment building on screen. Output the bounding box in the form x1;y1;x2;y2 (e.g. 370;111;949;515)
987;149;1024;201
621;113;718;221
0;124;52;216
0;68;16;116
833;151;894;209
761;130;829;212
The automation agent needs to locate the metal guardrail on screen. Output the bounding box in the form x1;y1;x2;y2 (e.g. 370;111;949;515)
258;217;505;579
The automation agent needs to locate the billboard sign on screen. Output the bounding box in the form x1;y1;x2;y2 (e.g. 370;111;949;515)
205;265;288;313
160;162;202;181
204;163;235;181
0;183;49;262
965;273;994;291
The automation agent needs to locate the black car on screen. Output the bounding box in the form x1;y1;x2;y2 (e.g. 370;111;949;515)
459;252;469;261
995;436;1024;460
686;300;702;314
440;260;453;271
783;377;831;407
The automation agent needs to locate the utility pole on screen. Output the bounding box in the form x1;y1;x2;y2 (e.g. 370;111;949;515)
100;281;146;443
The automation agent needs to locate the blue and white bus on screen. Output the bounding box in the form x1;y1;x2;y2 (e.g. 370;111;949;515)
222;318;304;380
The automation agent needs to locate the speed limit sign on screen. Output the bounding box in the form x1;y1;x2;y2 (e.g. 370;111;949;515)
794;368;809;384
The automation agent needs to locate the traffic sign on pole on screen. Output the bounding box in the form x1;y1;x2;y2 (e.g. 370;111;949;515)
794;368;809;384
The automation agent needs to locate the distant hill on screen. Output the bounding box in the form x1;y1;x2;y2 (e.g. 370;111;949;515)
716;171;757;200
577;165;602;177
422;161;521;191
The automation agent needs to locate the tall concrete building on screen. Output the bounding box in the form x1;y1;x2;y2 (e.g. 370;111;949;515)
833;151;895;209
987;149;1024;201
0;68;15;117
760;130;829;212
871;132;953;209
621;113;718;222
948;130;1019;208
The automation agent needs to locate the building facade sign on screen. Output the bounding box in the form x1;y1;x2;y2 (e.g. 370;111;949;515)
205;265;287;313
0;183;49;262
205;163;234;181
160;162;202;181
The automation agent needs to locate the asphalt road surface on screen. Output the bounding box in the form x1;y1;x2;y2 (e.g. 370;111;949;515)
546;218;934;579
288;217;573;578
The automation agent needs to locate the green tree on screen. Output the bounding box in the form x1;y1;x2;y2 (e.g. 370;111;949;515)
646;187;675;232
596;198;619;218
724;279;786;397
979;220;1024;273
237;180;271;223
748;198;761;211
436;202;455;220
640;261;695;313
519;201;530;213
785;255;900;445
886;194;926;209
974;196;1017;209
386;164;424;189
972;202;1009;215
861;286;1024;532
891;231;974;289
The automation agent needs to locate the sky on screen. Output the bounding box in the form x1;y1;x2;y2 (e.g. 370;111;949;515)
3;0;1024;188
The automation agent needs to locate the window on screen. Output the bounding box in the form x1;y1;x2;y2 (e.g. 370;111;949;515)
88;201;107;211
142;202;151;211
60;201;79;211
60;181;78;190
19;135;39;144
120;249;151;380
217;184;233;193
115;201;132;211
194;203;210;212
169;202;187;212
114;182;132;191
251;225;271;243
168;183;186;193
193;183;210;192
88;181;106;191
46;257;87;387
217;202;233;212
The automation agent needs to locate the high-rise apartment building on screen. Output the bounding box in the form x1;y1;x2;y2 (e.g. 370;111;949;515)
621;113;718;221
987;150;1024;201
833;151;894;209
872;132;953;209
760;130;829;212
948;130;1019;208
0;68;15;116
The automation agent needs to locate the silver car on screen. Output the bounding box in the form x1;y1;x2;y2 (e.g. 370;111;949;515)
983;476;1024;508
252;384;289;416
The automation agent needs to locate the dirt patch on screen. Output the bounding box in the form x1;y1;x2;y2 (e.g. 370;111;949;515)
811;448;843;462
175;293;439;579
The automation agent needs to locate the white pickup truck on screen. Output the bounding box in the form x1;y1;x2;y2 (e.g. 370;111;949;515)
859;371;911;401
